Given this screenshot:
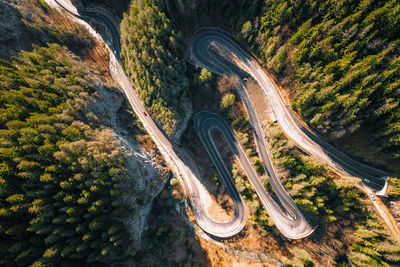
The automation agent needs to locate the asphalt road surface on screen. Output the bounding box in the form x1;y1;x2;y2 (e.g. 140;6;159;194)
189;28;389;192
194;112;316;239
54;0;247;238
53;1;388;239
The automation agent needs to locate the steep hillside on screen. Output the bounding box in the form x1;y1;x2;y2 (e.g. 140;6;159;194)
119;0;264;141
0;1;168;265
237;0;400;173
0;0;33;59
120;0;192;141
116;0;400;265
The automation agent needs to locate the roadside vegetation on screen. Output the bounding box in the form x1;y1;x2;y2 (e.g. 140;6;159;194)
268;122;337;221
232;161;275;235
116;0;400;265
120;0;190;137
183;62;400;265
185;66;276;231
214;75;274;232
388;177;400;199
133;186;207;266
267;122;400;266
237;0;400;173
0;45;139;266
215;75;264;175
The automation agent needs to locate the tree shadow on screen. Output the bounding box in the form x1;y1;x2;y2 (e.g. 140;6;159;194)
133;185;208;266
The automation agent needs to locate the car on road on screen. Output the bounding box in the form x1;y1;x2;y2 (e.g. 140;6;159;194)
369;193;376;201
143;111;148;116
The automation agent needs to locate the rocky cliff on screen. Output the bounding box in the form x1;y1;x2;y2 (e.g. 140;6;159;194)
88;82;167;250
0;0;34;59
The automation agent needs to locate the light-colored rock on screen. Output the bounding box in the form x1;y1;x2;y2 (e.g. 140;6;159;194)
0;0;31;59
172;99;193;144
87;81;166;251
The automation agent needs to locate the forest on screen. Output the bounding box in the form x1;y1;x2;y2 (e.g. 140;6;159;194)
1;0;399;265
118;0;400;166
120;0;190;137
239;0;400;164
0;45;135;266
267;122;400;266
119;0;265;138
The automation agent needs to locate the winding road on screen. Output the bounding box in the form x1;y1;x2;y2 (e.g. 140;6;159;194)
194;112;316;239
53;0;247;238
52;0;390;240
189;28;389;193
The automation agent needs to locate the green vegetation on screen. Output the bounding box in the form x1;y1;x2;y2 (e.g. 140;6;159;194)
22;2;94;58
120;0;190;137
252;157;264;175
0;45;136;266
232;162;275;235
212;175;221;187
117;99;147;136
240;0;400;162
199;68;212;82
269;122;342;220
133;187;206;266
349;209;400;266
155;0;263;36
267;122;400;266
220;93;236;109
388;177;400;199
281;247;317;267
169;178;179;186
35;0;50;12
232;115;252;132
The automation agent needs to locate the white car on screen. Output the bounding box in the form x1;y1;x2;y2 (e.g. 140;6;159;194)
369;193;376;201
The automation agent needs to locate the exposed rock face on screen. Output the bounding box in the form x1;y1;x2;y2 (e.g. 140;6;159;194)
88;83;167;250
173;101;193;144
0;0;32;59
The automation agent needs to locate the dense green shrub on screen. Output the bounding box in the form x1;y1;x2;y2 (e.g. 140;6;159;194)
220;93;236;109
268;122;337;219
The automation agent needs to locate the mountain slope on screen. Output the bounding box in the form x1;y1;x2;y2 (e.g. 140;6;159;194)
0;1;167;265
239;0;400;171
